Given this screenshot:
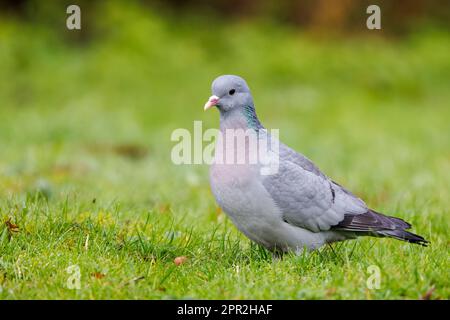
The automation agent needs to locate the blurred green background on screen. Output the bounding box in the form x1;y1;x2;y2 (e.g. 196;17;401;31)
0;0;449;299
1;0;448;209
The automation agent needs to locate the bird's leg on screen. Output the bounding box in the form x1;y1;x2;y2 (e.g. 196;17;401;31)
271;248;285;261
294;247;306;256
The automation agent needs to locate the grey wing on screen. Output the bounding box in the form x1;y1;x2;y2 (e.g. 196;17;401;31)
262;143;368;232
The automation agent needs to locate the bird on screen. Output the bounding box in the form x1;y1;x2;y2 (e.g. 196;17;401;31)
203;74;428;253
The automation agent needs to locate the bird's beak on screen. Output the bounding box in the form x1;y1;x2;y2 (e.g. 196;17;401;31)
204;95;220;111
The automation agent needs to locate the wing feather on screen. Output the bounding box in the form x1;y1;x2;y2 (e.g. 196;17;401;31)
262;140;427;245
262;143;368;232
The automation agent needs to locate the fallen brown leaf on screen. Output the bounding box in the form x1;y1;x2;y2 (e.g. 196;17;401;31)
174;256;188;266
5;218;19;233
421;286;436;300
91;272;106;279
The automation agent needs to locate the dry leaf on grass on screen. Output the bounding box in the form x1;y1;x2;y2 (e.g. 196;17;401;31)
174;256;188;266
91;272;106;279
5;218;19;234
421;286;436;300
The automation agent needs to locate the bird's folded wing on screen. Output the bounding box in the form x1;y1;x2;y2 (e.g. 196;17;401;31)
262;144;368;232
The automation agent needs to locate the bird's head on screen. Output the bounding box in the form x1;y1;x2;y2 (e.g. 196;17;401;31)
204;75;254;113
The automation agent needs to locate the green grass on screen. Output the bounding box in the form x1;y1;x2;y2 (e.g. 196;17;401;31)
0;2;449;299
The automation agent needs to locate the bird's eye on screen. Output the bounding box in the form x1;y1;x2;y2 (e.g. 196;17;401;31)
229;89;235;95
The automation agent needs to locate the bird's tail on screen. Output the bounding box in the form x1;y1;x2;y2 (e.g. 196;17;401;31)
372;212;429;246
334;209;429;246
377;228;429;246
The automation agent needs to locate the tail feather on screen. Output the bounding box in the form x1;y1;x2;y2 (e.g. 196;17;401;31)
333;209;429;246
378;229;429;246
386;215;412;230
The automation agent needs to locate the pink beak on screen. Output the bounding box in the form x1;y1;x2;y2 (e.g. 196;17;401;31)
204;95;220;111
